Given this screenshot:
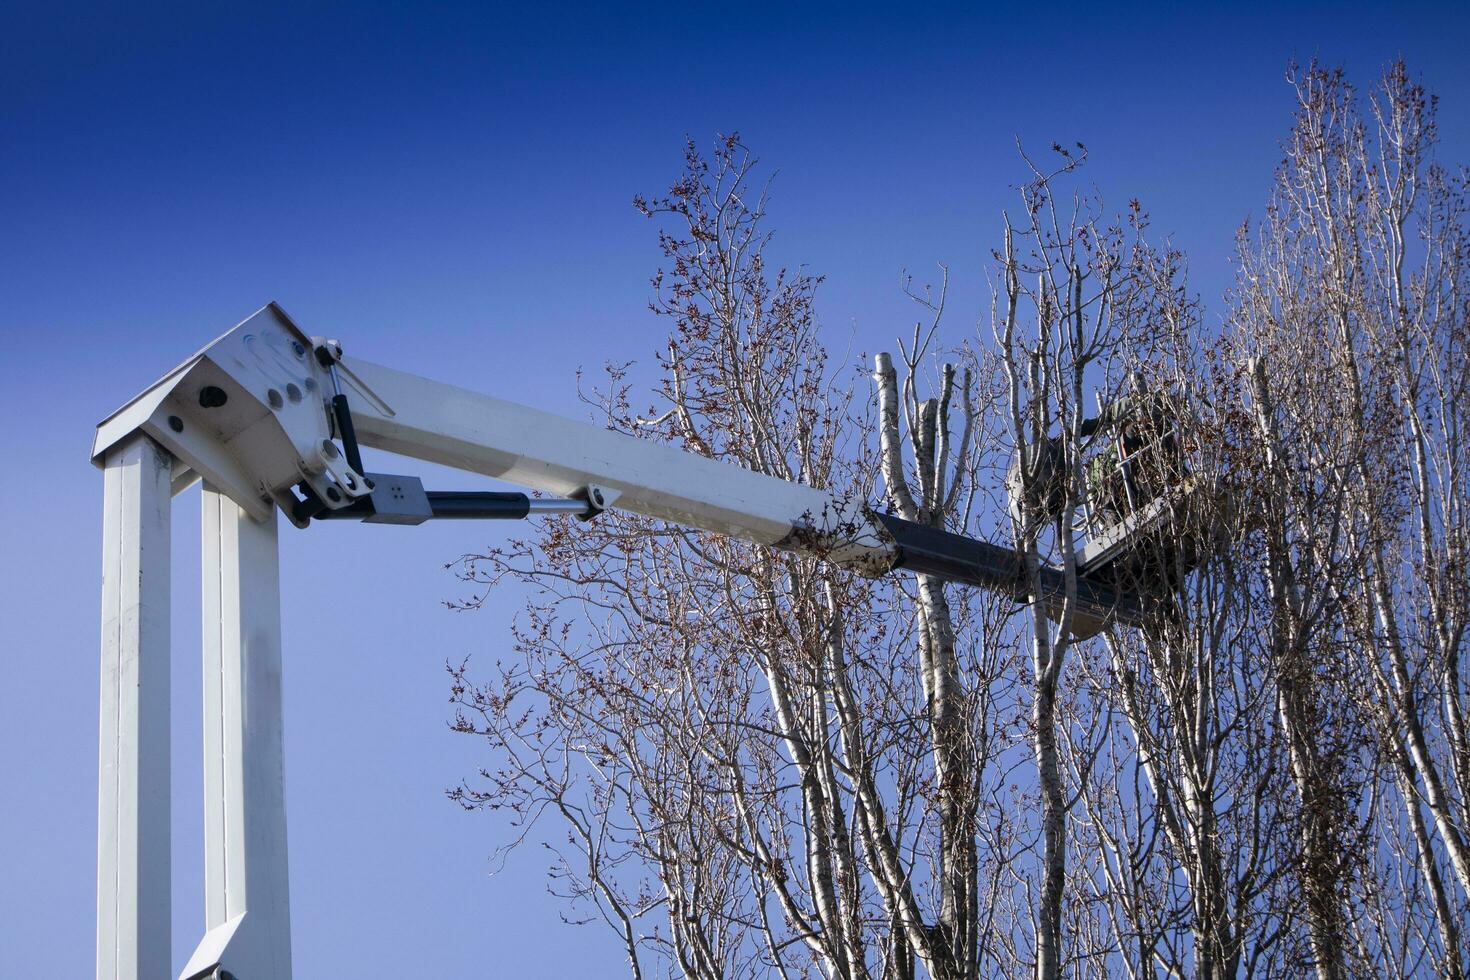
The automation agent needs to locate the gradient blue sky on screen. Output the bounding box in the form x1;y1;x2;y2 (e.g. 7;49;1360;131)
3;3;1468;977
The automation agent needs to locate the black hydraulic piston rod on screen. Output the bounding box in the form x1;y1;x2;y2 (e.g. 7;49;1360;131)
315;343;365;476
309;489;594;522
423;491;590;519
329;392;364;475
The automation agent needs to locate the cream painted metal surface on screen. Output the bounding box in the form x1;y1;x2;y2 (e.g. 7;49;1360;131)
97;435;172;980
335;355;892;567
180;488;293;980
91;301;892;565
92;304;370;526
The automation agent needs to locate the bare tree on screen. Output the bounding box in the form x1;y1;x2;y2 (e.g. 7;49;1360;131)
1044;239;1299;980
448;135;1017;980
445;59;1469;980
1232;61;1470;979
989;142;1177;979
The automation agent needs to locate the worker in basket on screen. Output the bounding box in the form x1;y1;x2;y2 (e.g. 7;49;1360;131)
1006;376;1187;532
1084;380;1186;528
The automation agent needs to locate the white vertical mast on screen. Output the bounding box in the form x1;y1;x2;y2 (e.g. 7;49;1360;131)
97;435;173;980
180;488;293;979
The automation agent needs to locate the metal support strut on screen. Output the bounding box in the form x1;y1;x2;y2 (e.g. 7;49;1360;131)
180;488;292;980
98;434;172;980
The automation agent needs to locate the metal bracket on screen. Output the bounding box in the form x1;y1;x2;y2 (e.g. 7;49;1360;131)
572;483;620;521
92;304;371;528
358;472;433;525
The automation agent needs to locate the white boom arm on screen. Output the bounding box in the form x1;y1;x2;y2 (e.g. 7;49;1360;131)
90;304;1134;980
93;304;893;570
335;355;891;568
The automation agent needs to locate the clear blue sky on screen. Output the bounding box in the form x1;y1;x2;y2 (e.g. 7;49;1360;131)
2;2;1466;976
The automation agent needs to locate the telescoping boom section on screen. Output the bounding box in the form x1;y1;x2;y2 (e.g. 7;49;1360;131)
90;304;1142;980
